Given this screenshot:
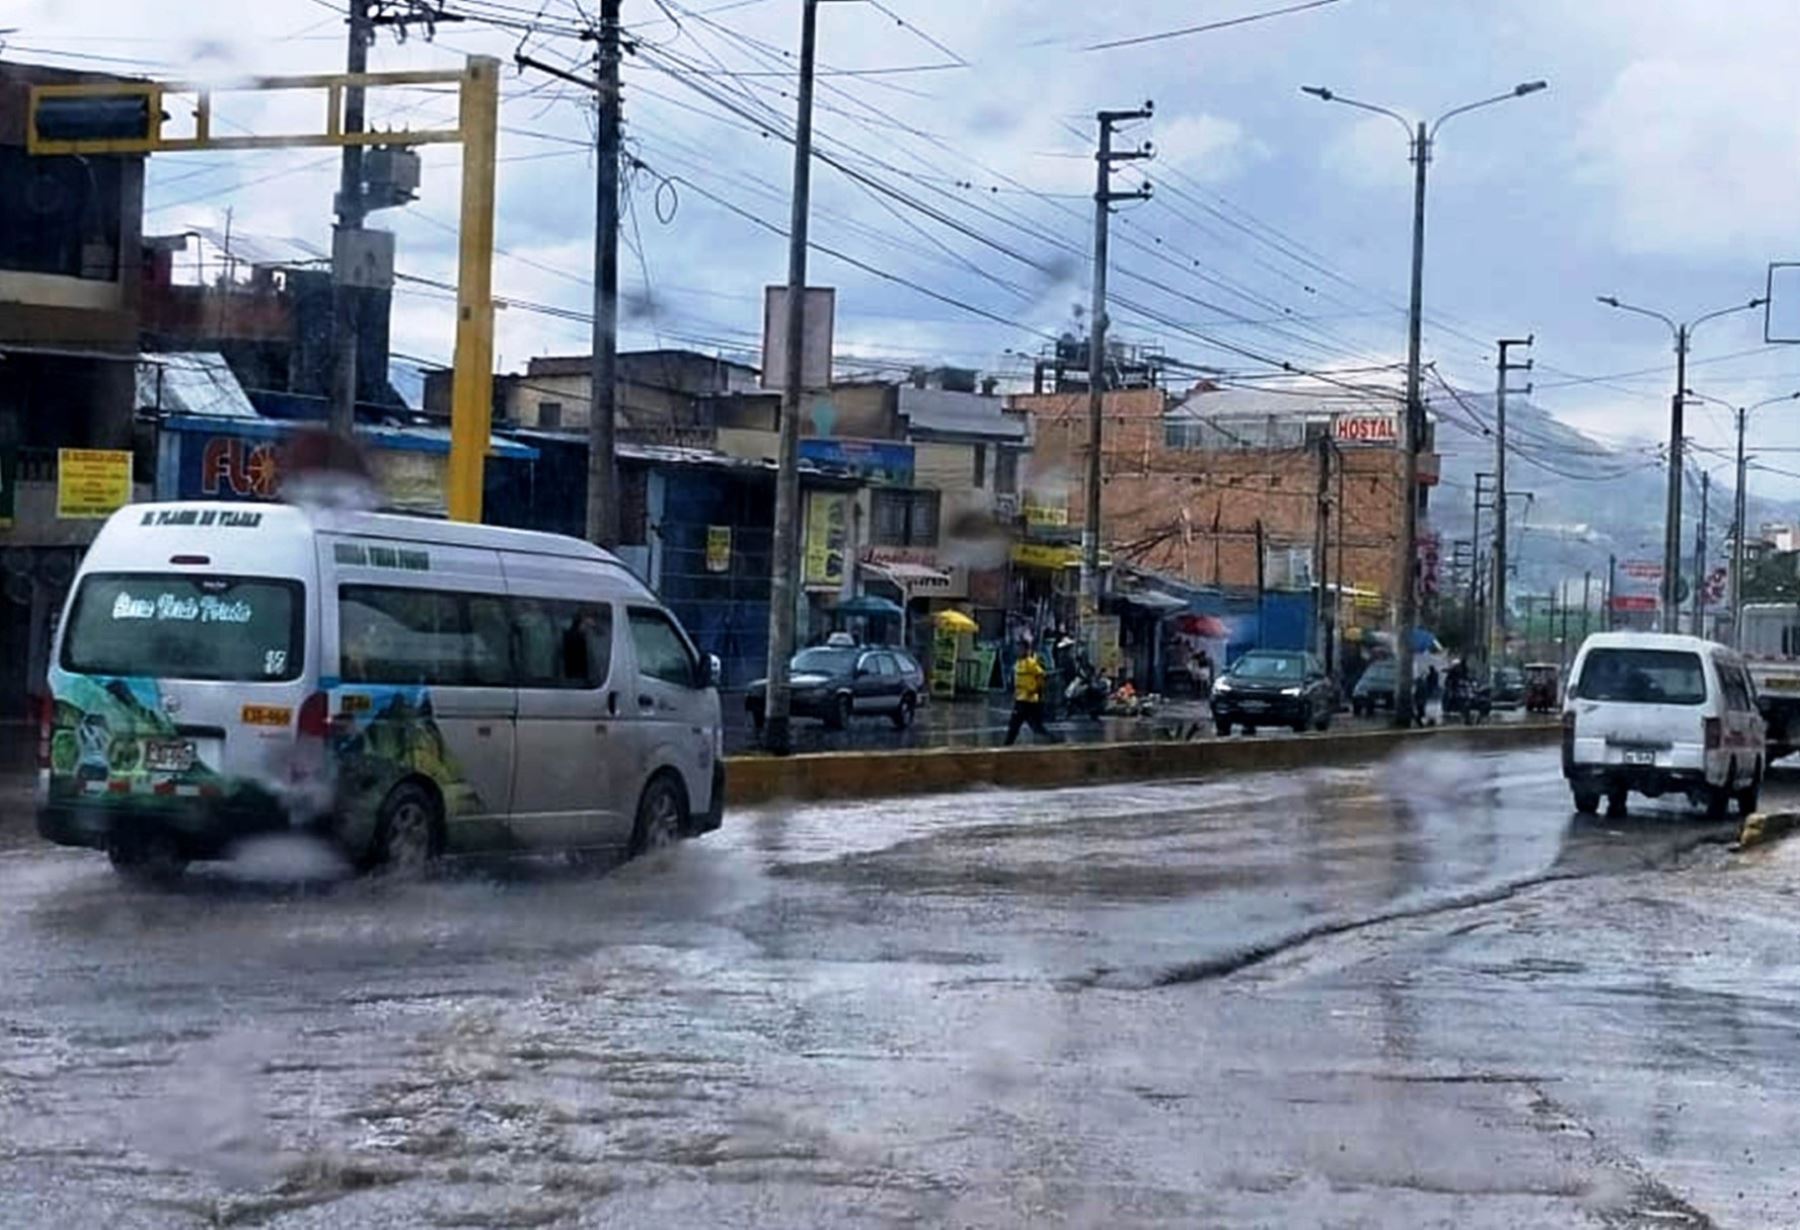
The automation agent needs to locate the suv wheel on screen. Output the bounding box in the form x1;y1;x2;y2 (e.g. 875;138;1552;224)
825;692;853;731
891;693;916;730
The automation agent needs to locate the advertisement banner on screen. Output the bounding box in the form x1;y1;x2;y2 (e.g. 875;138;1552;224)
56;449;132;519
803;491;848;589
799;437;914;486
930;626;959;700
706;525;732;573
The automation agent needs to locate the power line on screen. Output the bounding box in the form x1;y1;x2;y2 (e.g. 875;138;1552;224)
1085;0;1344;52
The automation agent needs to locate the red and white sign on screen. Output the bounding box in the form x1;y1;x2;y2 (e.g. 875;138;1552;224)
1610;595;1658;612
1332;413;1399;446
1620;559;1663;581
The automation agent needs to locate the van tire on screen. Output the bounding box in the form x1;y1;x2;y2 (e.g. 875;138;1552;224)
1572;788;1600;815
1607;787;1629;816
372;781;443;874
108;832;188;885
892;694;916;730
1736;760;1762;816
1705;783;1731;820
631;772;688;857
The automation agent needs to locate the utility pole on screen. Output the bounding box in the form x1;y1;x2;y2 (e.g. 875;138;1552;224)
587;0;622;548
1558;588;1570;671
760;0;820;755
1607;552;1617;632
1692;468;1710;636
1582;568;1592;645
1492;336;1532;679
1082;103;1154;628
1334;447;1346;674
1470;472;1491;664
1315;430;1331;661
1735;406;1748;646
1254;518;1267;648
1392;117;1429;728
329;0;373;439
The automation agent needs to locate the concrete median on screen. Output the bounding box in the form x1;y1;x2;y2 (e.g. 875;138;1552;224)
725;721;1558;808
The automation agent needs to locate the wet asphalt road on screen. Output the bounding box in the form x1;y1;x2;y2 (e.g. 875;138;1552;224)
2;750;1799;1226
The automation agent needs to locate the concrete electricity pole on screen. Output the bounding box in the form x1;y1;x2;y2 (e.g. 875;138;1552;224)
329;0;373;440
1081;103;1153;624
1315;431;1331;661
1597;294;1766;631
1606;552;1617;632
588;0;623;548
1492;336;1531;676
1581;568;1592;645
760;0;820;755
1692;468;1710;636
1302;80;1546;727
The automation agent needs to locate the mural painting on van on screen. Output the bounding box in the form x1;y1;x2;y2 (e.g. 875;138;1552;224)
328;686;485;818
44;670;225;800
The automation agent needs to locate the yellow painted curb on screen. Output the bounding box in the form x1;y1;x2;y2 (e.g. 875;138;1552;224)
724;721;1558;808
1736;811;1800;851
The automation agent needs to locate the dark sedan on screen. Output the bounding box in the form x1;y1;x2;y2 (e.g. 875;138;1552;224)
1211;650;1337;735
1491;665;1525;708
747;645;925;731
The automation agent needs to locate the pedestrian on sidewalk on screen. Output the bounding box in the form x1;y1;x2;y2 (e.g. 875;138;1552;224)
1005;633;1057;746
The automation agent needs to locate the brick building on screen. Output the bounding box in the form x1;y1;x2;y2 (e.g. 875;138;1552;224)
1013;383;1435;630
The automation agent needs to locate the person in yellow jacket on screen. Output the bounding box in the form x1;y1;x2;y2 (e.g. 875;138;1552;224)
1005;632;1058;745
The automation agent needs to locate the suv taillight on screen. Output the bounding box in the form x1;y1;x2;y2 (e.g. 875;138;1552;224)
35;694;53;770
1561;709;1576;769
296;691;331;740
1704;716;1723;751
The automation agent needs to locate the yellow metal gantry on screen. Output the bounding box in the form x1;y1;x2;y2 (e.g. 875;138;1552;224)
29;58;501;522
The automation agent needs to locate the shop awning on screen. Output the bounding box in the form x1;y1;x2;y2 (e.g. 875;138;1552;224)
1117;589;1187;614
863;559;956;598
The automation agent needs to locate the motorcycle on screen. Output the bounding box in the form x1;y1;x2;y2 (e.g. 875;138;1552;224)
1058;638;1111;720
1444;673;1492;725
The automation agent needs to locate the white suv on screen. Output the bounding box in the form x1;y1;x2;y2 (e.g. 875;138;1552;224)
1562;632;1765;818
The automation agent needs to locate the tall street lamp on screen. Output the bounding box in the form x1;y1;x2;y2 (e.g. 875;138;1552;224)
1596;294;1767;633
1302;79;1546;726
1684;387;1800;645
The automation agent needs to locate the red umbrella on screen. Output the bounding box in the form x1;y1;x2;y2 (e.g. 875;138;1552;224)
1175;614;1228;638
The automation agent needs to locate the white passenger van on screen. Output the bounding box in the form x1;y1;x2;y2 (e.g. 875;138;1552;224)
1561;631;1764;818
37;501;723;877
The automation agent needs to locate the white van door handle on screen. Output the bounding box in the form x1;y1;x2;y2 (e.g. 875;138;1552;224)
638;695;656;709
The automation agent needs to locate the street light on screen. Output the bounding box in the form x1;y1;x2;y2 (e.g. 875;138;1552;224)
1596;293;1767;632
1683;387;1800;645
1301;79;1547;727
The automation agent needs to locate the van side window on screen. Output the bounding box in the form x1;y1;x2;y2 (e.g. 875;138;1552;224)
1716;662;1750;712
340;586;505;687
514;599;612;689
628;607;698;688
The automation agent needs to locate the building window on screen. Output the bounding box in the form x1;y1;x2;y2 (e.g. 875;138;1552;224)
871;488;940;547
973;444;987;488
995;448;1019;495
537;401;563;429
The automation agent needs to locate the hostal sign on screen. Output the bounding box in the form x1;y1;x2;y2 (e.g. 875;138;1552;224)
1332;413;1399;446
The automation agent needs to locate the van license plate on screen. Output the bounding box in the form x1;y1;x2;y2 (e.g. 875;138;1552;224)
1623;749;1655;766
145;739;195;773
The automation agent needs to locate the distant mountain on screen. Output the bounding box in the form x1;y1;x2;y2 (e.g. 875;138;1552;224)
1428;389;1800;602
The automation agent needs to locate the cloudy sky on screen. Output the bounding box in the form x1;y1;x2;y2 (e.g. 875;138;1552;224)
11;0;1800;492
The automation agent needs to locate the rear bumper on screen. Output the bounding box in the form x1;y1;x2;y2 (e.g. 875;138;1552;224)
37;790;299;859
1564;765;1711;797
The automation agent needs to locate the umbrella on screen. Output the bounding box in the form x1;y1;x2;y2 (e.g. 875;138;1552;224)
1175;613;1228;639
934;609;978;633
834;594;904;619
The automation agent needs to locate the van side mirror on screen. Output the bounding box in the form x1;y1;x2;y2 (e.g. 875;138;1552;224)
703;653;721;688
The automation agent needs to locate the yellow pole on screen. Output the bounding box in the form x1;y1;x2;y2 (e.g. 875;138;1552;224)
447;56;499;522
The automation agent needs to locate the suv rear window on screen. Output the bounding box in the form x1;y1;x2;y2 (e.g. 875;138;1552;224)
62;573;303;682
1574;648;1706;706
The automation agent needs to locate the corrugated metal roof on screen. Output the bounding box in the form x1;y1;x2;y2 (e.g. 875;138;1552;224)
137;352;259;418
898;386;1026;441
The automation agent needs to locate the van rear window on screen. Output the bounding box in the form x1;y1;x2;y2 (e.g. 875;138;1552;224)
1574;648;1706;706
62;573;303;682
